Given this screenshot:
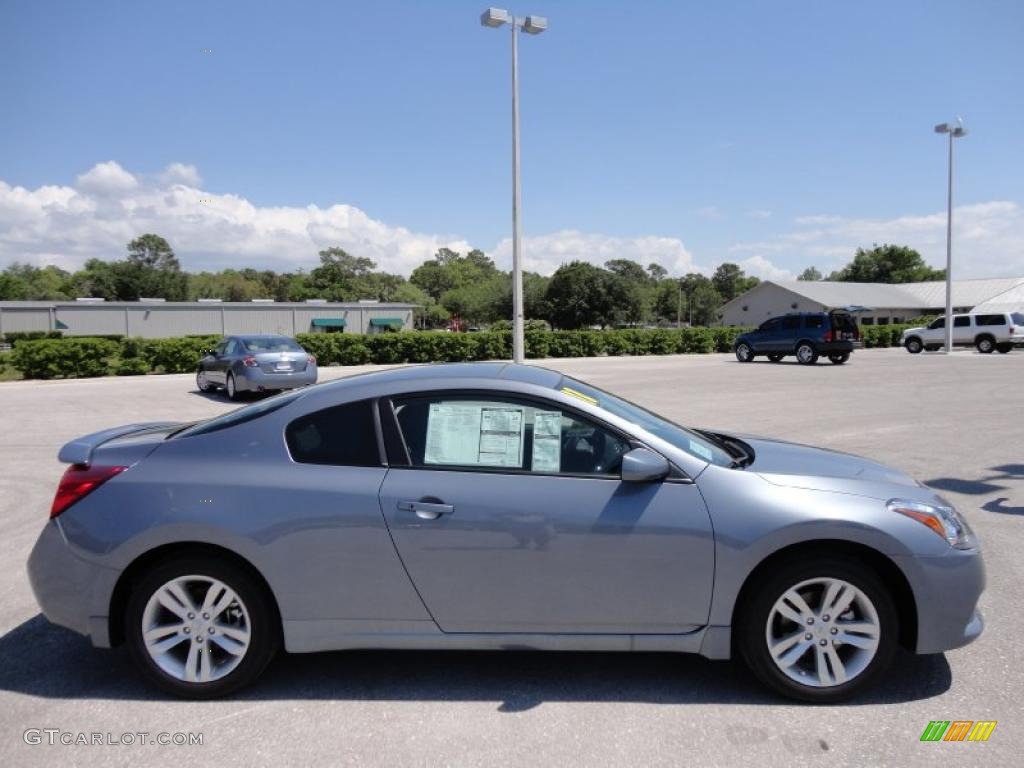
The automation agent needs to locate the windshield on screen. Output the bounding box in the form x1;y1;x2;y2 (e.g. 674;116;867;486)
557;376;734;467
172;389;306;439
1013;313;1024;325
243;336;303;353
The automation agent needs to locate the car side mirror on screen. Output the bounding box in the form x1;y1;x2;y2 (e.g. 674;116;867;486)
620;447;670;483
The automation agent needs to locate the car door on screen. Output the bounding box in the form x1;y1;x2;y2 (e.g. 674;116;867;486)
376;391;715;634
776;315;802;352
748;317;781;352
953;315;972;345
207;339;229;384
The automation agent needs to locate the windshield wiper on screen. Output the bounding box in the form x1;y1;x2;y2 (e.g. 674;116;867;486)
695;429;754;468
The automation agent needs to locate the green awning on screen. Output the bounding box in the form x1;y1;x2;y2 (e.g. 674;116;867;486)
311;318;346;327
54;319;69;330
369;317;403;328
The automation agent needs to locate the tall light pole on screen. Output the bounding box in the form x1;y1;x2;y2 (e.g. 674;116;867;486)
934;118;967;355
481;8;547;364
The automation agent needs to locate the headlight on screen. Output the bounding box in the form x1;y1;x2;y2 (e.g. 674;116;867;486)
888;498;976;549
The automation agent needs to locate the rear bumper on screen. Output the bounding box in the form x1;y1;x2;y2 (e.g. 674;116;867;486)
27;521;117;647
818;341;859;352
895;548;986;654
238;366;318;392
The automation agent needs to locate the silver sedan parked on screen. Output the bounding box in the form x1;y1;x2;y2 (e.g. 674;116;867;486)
196;334;317;400
27;363;984;701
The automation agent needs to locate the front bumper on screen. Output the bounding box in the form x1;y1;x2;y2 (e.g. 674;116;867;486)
27;520;118;647
895;547;986;654
238;366;318;392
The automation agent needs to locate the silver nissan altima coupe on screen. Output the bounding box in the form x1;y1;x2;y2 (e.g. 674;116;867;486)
27;363;984;701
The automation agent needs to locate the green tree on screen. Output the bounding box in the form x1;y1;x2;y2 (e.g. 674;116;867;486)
124;234;187;300
798;266;823;281
828;244;944;283
711;262;758;301
647;263;668;281
543;261;614;330
679;273;723;326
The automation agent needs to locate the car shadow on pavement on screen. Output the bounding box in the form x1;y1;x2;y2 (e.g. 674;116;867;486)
924;464;1024;515
0;614;952;709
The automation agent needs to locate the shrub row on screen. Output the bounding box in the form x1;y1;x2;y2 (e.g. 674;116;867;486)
8;325;920;380
0;330;64;346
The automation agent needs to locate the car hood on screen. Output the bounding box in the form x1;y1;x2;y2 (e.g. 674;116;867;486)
901;326;926;336
741;436;923;500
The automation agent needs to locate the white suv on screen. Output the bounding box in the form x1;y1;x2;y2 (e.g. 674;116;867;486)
902;311;1024;354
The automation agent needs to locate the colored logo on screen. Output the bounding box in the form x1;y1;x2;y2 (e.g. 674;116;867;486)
920;721;996;742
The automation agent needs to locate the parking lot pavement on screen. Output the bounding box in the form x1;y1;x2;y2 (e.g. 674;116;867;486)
0;348;1020;767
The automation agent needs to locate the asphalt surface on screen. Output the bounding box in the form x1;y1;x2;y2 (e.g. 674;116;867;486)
1;348;1020;767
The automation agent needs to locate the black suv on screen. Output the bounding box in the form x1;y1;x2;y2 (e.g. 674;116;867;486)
734;310;861;365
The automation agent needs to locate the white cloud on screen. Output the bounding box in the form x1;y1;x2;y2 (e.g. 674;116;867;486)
737;255;793;281
747;209;772;220
694;205;724;220
0;161;792;283
158;162;202;187
491;229;700;277
75;161;138;195
732;202;1024;278
0;162;471;275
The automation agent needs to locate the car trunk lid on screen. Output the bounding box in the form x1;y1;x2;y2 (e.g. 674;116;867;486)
255;350;308;374
58;422;181;467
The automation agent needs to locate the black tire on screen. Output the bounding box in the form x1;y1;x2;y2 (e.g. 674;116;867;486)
925;344;941;352
767;353;784;363
975;335;995;354
125;556;279;699
736;556;898;703
225;372;242;401
196;368;215;393
735;343;754;363
795;342;819;365
904;337;923;354
828;352;849;365
996;343;1012;354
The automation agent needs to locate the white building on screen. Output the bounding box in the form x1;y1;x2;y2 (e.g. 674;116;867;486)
719;278;1024;327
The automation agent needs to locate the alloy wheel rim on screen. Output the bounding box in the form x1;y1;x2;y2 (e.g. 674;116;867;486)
197;371;207;389
798;345;812;362
738;345;750;361
980;339;992;352
227;376;235;397
141;575;251;684
765;576;880;688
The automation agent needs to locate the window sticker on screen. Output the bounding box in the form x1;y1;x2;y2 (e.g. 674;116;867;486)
688;439;713;462
531;410;563;472
477;407;524;467
560;387;598;406
424;403;485;465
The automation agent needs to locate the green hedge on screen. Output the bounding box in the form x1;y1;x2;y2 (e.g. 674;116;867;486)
1;330;63;346
14;325;943;380
10;338;119;379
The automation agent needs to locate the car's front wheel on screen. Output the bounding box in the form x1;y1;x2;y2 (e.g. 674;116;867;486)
735;343;754;363
795;342;818;365
737;556;897;703
976;335;995;354
905;337;923;354
125;557;279;699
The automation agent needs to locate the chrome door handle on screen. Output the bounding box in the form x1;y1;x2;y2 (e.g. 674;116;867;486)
397;500;454;520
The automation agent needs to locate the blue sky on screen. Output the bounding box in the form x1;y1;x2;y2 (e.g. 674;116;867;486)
2;0;1022;278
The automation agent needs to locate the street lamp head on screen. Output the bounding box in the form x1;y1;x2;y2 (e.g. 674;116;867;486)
934;123;950;134
935;119;968;138
481;7;511;27
523;15;548;34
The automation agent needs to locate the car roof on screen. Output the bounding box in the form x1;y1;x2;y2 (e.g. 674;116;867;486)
311;362;563;394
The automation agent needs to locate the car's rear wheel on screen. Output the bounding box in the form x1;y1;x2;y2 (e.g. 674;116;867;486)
905;337;923;354
767;353;784;363
125;557;279;699
225;372;241;401
996;343;1012;354
735;343;754;363
976;335;995;354
827;352;850;365
196;369;215;393
737;556;897;703
795;342;818;365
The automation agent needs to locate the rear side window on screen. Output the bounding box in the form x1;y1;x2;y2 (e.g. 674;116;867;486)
286;400;380;466
759;318;782;331
954;316;971;327
804;315;825;329
975;314;1006;327
782;316;801;330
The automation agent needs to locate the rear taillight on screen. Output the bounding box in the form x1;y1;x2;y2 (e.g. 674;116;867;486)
1011;325;1016;334
242;356;258;367
51;464;127;519
307;355;316;365
823;330;833;342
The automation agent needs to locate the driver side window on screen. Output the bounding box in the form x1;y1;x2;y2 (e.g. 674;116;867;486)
390;394;629;477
